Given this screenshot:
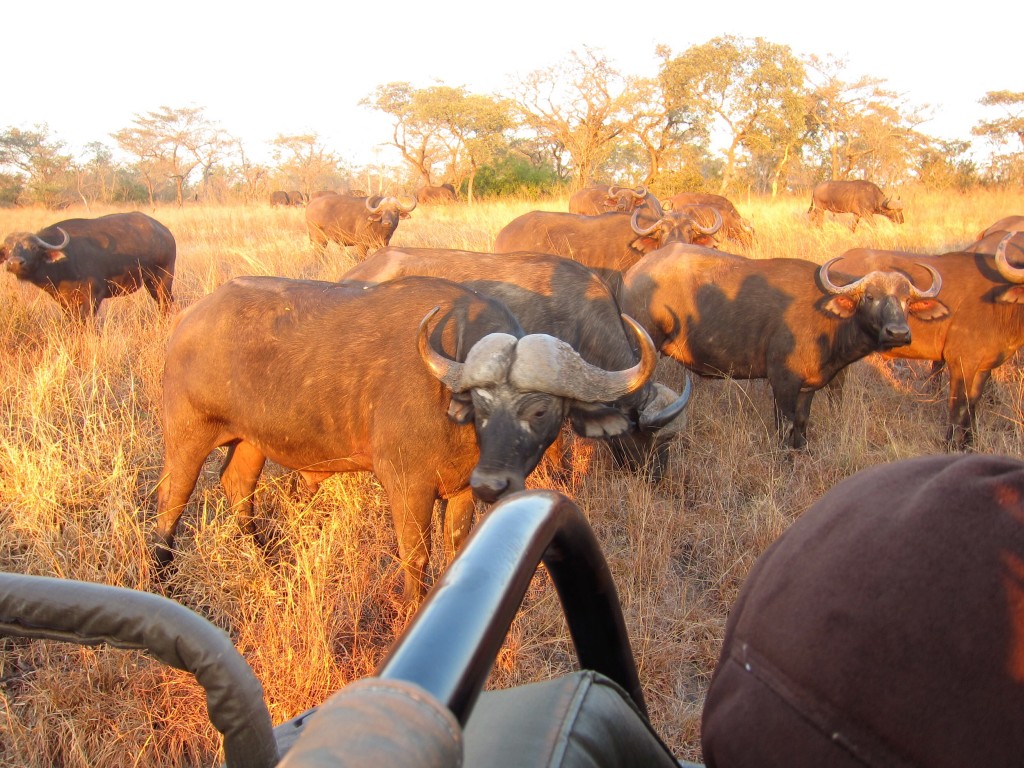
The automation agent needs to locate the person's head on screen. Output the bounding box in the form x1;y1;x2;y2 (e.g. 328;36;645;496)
702;453;1024;767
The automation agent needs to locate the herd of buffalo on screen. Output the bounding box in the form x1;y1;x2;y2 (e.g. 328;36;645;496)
1;179;1023;601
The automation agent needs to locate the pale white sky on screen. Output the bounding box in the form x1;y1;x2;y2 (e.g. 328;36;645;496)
6;0;1020;169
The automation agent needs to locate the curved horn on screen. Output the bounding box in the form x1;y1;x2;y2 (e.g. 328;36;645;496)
32;227;70;250
994;233;1024;283
509;315;657;402
818;257;868;296
608;185;622;196
692;207;723;236
366;196;385;214
639;375;693;431
631;209;661;236
633;185;648;198
418;307;465;391
397;196;417;213
909;262;942;298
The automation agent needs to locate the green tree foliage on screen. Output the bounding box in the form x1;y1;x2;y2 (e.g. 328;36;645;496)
660;36;807;195
513;48;631;192
471;149;565;199
363;83;513;201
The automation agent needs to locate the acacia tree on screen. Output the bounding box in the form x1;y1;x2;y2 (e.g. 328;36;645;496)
362;82;447;186
619;66;708;187
0;124;74;206
804;55;928;185
661;36;808;195
513;48;630;192
973;91;1024;184
270;133;346;195
113;106;221;206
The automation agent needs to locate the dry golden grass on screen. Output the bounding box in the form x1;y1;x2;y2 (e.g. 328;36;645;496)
1;189;1022;766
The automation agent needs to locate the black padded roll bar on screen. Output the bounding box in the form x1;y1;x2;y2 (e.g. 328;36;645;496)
375;488;647;722
0;572;279;768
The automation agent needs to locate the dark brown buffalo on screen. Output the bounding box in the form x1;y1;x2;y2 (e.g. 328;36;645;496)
416;183;458;204
976;214;1024;241
568;184;656;216
154;275;656;603
287;190;306;206
665;192;754;246
341;246;693;481
620;244;940;448
493;204;722;300
305;193;417;258
808;180;904;231
270;190;290;207
837;234;1024;448
0;212;176;322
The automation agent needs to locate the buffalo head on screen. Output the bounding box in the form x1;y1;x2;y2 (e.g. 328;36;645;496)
819;257;941;348
630;205;723;251
1;228;70;278
366;196;417;234
418;308;657;502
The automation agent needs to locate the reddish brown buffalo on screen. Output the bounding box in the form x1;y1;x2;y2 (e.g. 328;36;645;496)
154;275;656;603
665;192;754;246
620;244;940;448
269;190;290;207
493;205;722;299
976;214;1024;241
808;180;904;231
416;183;458;204
305;193;416;258
838;234;1024;448
0;212;176;322
568;185;657;216
342;246;693;481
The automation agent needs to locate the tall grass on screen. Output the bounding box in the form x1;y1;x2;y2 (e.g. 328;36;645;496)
1;190;1022;765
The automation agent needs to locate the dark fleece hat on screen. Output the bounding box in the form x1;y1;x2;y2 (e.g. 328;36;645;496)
701;453;1024;767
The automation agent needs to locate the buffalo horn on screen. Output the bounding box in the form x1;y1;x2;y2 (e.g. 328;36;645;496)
32;227;70;251
994;233;1024;283
692;207;723;236
397;196;417;213
631;209;662;236
819;258;866;295
365;196;385;214
639;375;693;431
909;263;942;298
418;307;520;393
508;315;657;402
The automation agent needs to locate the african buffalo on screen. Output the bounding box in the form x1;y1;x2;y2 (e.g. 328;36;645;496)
568;185;657;216
665;192;754;246
808;180;904;231
341;246;693;481
310;190;339;201
287;190;306;206
976;215;1024;241
493;204;722;300
305;193;416;259
620;244;940;448
416;183;458;204
0;212;176;322
154;275;657;603
837;234;1024;448
270;191;290;207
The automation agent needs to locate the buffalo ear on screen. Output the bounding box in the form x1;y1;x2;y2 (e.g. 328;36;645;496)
44;249;67;263
823;295;857;319
996;286;1024;305
909;298;950;320
629;235;661;254
568;402;631;439
446;392;474;424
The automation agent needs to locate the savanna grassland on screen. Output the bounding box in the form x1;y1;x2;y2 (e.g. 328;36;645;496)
1;189;1023;766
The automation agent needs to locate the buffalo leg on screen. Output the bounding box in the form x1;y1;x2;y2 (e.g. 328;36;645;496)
144;268;175;313
378;473;437;605
154;453;211;567
441;488;477;562
219;440;268;542
947;367;991;450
